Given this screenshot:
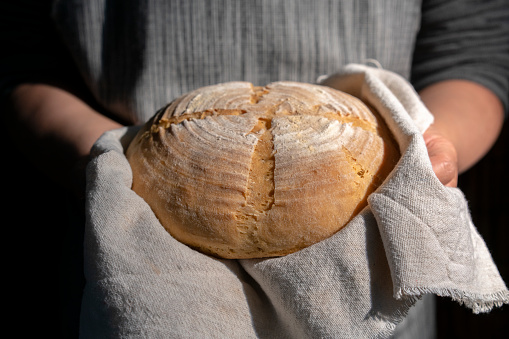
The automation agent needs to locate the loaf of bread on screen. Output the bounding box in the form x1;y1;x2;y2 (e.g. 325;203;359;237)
126;81;399;259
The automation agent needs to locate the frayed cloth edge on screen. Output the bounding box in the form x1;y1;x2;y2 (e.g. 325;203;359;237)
394;285;509;314
372;294;422;339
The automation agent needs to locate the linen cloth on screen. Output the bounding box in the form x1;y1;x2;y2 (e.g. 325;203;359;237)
81;64;508;338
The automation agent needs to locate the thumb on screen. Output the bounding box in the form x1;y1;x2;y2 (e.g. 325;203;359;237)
423;128;459;187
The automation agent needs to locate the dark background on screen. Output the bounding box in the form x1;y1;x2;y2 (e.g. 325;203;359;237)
3;115;508;338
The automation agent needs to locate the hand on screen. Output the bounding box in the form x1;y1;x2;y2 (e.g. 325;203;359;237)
423;126;458;187
419;80;504;188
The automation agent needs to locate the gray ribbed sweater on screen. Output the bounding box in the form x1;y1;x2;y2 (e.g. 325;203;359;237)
46;0;507;123
1;0;508;124
49;0;418;123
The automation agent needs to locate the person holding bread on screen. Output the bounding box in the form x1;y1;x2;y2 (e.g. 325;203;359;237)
1;0;507;337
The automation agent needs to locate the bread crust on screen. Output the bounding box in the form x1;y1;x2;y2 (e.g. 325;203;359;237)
126;81;399;259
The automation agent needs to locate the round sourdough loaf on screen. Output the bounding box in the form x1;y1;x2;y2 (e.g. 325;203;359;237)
126;81;399;259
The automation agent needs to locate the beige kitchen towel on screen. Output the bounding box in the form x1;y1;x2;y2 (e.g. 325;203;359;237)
80;64;508;338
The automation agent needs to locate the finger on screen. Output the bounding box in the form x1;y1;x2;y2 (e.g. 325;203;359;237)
429;152;458;187
424;135;458;187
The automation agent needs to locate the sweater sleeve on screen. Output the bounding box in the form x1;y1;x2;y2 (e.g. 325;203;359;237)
411;0;509;115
